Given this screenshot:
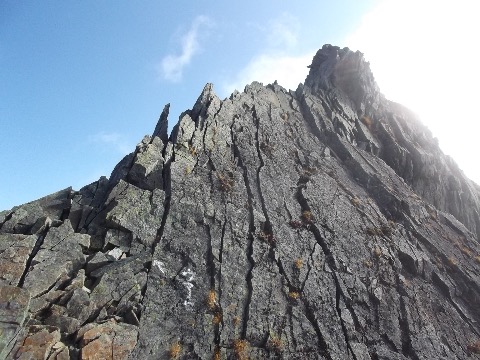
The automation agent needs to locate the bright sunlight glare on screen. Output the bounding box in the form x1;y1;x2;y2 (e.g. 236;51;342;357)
346;0;480;184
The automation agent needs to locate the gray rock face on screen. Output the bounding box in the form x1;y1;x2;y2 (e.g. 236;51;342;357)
1;44;479;359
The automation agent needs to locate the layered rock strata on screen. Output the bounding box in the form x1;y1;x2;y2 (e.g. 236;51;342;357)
1;44;479;359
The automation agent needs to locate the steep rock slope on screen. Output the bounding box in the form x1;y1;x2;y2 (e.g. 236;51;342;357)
1;45;480;359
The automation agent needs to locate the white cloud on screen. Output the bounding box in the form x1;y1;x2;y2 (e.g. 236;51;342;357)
159;15;212;82
88;132;132;155
345;0;480;184
222;14;313;97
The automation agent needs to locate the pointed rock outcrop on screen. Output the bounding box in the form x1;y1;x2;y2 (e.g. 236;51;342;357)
152;103;170;143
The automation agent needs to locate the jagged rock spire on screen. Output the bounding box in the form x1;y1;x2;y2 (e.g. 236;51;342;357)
152;103;170;143
305;44;382;115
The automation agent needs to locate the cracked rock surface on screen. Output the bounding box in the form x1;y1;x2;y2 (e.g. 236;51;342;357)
1;44;480;359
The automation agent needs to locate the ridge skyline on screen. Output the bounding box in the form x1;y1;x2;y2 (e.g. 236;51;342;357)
2;1;479;210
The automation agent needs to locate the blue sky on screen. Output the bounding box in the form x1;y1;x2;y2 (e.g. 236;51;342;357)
1;0;479;210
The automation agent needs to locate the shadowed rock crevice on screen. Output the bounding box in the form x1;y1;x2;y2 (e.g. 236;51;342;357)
230;121;256;340
296;178;362;359
302;296;334;360
17;227;49;288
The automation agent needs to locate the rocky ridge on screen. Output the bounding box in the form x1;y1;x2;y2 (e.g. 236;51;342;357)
1;44;479;359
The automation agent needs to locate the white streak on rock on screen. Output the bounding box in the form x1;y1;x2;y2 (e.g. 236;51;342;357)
181;268;195;310
153;260;166;275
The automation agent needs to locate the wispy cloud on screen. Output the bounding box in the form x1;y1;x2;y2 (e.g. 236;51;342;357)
88;131;132;155
159;15;213;82
221;14;313;96
265;13;300;50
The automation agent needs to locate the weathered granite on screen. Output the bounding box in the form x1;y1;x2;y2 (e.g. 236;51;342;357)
1;44;479;359
0;286;30;359
22;220;90;299
0;188;72;235
77;320;138;360
11;325;67;360
0;234;36;286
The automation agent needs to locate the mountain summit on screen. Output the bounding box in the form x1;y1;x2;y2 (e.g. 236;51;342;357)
1;44;479;359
